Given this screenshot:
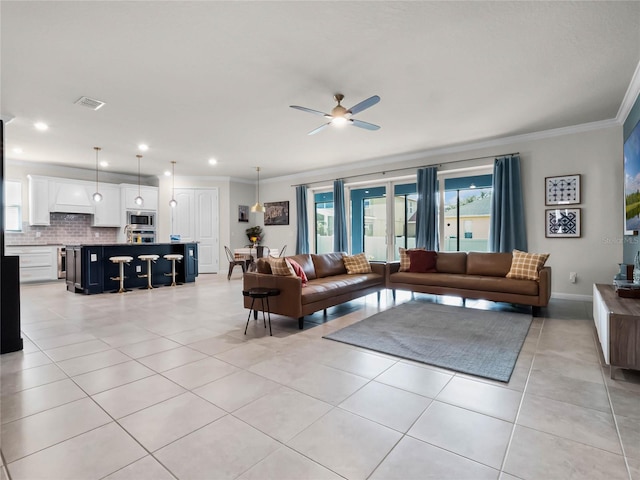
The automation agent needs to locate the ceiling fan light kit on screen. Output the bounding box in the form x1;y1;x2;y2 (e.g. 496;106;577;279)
290;93;381;135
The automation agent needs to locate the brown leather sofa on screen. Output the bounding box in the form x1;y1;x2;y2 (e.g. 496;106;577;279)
242;252;385;329
386;252;551;313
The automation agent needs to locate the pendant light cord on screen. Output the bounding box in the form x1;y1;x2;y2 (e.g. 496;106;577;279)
94;147;101;191
137;155;142;197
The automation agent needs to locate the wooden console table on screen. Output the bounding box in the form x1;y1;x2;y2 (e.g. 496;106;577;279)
593;284;640;378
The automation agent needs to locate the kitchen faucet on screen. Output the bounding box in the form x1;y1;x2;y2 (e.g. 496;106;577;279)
123;224;134;244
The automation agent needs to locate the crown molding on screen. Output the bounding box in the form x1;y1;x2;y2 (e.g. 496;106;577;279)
617;59;640;123
267;118;620;185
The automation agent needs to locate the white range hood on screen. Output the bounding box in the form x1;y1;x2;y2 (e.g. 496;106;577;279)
49;180;95;214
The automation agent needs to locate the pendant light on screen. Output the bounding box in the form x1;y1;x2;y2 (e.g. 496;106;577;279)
134;154;144;207
92;147;103;202
169;161;177;208
250;166;265;213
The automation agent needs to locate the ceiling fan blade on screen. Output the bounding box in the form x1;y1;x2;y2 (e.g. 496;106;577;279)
308;123;331;135
351;119;381;131
347;95;380;116
290;105;331;117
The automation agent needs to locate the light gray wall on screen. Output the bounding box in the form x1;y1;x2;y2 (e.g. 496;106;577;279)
259;124;623;299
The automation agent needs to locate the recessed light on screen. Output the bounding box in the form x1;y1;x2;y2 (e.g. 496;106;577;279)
208;158;217;165
164;170;172;176
13;147;23;154
100;161;109;167
138;144;149;151
34;122;48;131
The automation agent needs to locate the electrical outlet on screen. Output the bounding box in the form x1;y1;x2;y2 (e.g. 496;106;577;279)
569;272;577;283
35;231;41;238
95;232;100;238
136;265;141;273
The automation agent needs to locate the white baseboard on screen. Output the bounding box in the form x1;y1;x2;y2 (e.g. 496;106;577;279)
551;292;593;302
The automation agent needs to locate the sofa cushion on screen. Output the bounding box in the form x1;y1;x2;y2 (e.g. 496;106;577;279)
399;247;425;271
507;250;550;281
256;258;272;274
466;252;513;277
343;253;372;274
301;273;382;304
408;250;437;273
287;254;316;280
268;257;295;276
288;258;308;286
435;252;467;274
312;252;347;278
389;272;539;296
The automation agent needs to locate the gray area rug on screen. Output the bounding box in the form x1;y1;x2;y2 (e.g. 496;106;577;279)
324;301;532;382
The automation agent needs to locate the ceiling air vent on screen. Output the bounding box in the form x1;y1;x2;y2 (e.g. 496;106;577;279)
74;96;105;111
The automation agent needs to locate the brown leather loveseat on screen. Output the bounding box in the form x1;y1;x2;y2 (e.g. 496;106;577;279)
386;252;551;314
243;252;385;329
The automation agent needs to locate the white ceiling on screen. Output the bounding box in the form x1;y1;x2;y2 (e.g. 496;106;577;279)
2;1;639;181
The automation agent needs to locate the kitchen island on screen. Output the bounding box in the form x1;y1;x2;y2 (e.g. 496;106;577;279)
66;243;198;294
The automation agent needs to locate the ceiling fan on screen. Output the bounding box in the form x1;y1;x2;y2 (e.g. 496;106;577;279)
290;93;381;135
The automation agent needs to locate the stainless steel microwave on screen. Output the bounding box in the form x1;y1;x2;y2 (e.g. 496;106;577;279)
126;211;156;228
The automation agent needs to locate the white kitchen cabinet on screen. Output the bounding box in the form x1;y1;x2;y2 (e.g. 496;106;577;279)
122;185;158;211
49;179;95;214
28;175;51;225
4;246;58;282
92;184;121;227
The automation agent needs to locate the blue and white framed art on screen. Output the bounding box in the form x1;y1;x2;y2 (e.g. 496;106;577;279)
545;174;581;205
545;208;581;238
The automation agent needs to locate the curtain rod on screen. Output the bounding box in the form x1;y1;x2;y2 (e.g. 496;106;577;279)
290;152;519;187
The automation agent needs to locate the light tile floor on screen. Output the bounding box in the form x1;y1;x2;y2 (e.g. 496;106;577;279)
1;274;639;480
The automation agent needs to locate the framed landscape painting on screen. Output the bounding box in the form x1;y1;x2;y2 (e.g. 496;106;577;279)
545;208;581;238
264;201;289;225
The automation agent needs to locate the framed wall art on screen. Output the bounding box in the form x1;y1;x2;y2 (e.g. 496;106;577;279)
545;208;581;238
264;201;289;226
238;205;249;223
545;174;580;205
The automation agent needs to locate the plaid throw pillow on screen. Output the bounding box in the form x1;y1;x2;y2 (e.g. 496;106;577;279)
342;253;372;274
399;247;426;271
506;249;550;281
268;257;296;276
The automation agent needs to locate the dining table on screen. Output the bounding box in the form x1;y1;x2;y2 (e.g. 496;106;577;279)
233;247;279;271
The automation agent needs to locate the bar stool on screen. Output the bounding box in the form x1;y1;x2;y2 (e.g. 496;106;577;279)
138;254;159;289
109;256;133;293
164;253;183;286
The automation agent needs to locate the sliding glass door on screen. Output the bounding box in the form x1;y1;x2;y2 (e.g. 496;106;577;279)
441;174;492;252
393;183;418;260
314;192;334;254
350;186;386;260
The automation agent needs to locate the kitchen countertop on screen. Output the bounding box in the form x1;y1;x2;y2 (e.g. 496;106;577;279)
65;242;197;247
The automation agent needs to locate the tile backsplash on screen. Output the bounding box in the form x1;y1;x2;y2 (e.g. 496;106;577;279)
5;213;118;245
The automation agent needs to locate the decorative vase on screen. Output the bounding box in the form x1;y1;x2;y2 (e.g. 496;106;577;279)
634;252;640;284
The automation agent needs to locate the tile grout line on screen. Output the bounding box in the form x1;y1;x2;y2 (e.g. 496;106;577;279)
497;312;544;476
597;334;634;480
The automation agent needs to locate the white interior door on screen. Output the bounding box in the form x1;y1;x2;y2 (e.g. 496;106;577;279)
173;189;195;241
195;189;219;273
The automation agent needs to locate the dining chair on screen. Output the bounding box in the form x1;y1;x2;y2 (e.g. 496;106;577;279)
225;246;247;280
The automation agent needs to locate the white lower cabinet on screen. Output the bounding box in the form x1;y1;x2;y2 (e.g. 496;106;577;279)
4;246;59;282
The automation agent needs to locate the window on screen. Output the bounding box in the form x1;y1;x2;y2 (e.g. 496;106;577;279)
4;180;22;231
